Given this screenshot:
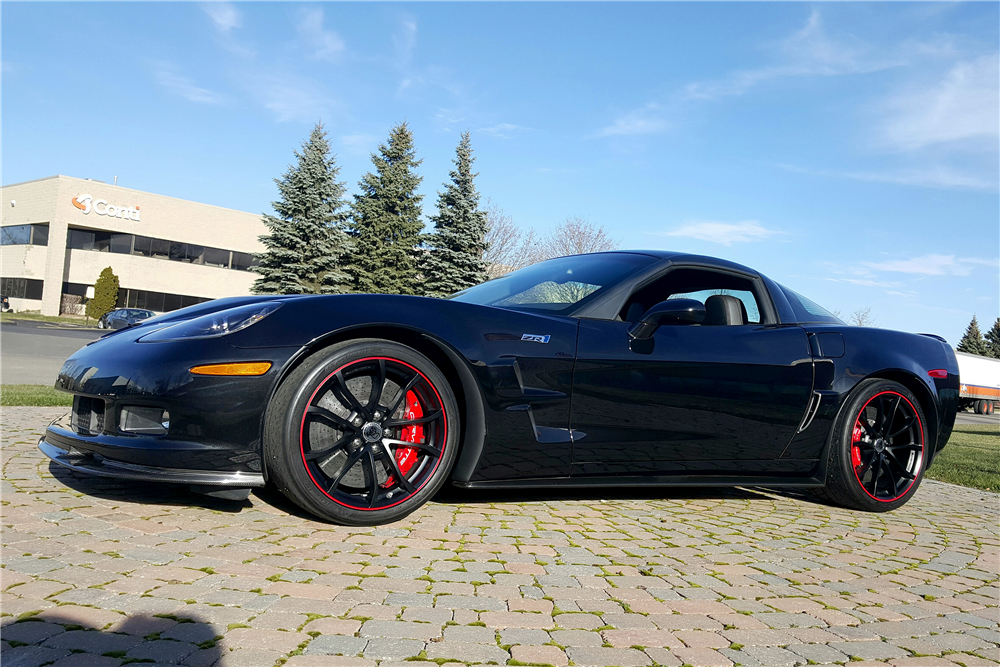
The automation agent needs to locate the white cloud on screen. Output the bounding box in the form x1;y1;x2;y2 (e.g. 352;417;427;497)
863;254;998;276
340;134;377;156
295;7;345;62
877;55;999;152
599;11;898;138
155;66;225;105
681;10;899;102
246;74;336;123
394;18;418;69
478;123;528;139
777;162;998;192
659;220;783;246
202;2;241;33
597;104;670;137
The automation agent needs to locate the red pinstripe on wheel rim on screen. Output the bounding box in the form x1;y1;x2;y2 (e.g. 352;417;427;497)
849;390;924;502
298;356;447;511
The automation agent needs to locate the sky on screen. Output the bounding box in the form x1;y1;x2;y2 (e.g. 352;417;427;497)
3;2;998;346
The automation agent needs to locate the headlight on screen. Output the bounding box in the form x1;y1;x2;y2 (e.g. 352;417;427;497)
138;302;282;342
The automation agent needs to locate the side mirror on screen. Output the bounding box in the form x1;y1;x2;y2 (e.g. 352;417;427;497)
627;298;706;340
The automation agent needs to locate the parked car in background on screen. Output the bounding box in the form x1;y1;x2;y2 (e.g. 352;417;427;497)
97;308;156;330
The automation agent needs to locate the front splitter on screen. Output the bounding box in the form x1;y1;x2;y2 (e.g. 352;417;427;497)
38;438;265;487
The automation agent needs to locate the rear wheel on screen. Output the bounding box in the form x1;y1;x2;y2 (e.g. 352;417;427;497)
821;379;926;512
265;339;460;526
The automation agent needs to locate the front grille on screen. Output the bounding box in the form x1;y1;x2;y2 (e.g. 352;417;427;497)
73;396;106;435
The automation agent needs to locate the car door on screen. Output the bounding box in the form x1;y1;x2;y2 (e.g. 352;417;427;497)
569;268;814;475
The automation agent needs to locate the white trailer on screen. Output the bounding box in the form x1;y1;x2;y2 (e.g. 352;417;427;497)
956;351;1000;414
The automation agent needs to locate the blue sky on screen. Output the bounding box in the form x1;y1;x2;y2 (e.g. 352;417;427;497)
4;2;998;345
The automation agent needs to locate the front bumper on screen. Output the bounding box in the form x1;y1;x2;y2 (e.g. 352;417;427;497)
39;439;265;487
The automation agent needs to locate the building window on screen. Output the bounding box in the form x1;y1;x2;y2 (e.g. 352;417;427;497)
67;229;256;273
115;287;211;313
1;277;44;300
231;251;259;272
1;224;49;246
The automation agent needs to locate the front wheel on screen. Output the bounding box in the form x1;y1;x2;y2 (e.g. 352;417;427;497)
264;339;460;526
821;379;927;512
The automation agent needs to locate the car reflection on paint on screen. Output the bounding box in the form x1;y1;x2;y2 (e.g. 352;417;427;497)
97;308;156;330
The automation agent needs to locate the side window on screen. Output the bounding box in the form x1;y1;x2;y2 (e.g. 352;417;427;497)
619;268;764;325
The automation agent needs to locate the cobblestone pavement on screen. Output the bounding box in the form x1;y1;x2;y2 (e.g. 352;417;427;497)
2;407;998;667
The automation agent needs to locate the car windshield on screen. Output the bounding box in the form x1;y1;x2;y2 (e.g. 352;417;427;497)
451;253;656;314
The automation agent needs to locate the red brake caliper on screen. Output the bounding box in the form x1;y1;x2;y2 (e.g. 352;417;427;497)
383;390;422;488
851;422;863;468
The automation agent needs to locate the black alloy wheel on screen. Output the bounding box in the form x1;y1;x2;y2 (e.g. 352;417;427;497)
820;379;927;512
265;339;460;525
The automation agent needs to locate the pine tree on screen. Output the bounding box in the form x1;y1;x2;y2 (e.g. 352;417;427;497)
421;132;488;297
347;122;424;295
956;315;989;356
87;267;119;320
985;317;1000;359
252;122;352;295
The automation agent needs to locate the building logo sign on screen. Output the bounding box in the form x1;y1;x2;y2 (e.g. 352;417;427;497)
71;194;141;221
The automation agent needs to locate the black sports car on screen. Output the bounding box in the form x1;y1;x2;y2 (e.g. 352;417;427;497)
41;251;960;525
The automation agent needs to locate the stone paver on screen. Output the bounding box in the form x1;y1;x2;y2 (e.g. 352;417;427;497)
1;406;998;667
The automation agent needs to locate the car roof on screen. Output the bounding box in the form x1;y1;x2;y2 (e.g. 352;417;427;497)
573;250;758;276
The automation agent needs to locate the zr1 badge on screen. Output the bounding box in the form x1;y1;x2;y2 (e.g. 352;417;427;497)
521;334;551;343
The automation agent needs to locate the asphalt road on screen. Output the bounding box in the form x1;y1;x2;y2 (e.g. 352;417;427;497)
1;319;102;385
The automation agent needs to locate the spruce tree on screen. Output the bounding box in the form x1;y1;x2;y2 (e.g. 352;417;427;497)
252;122;352;295
956;315;989;356
421;132;489;297
985;317;1000;359
87;267;119;320
347;122;424;295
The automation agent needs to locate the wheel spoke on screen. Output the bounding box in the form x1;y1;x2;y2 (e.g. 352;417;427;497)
379;446;416;494
332;371;366;417
367;359;386;413
858;415;877;440
385;410;442;428
887;442;921;452
881;454;897;495
884;449;916;481
857;449;877;477
327;447;364;494
304;432;354;461
866;454;881;496
361;447;379;508
385;374;420;417
881;395;901;437
307;405;354;430
887;416;916;440
382;437;441;458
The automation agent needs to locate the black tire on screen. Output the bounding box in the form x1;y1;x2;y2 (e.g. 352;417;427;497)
974;400;984;415
820;379;927;512
264;339;460;526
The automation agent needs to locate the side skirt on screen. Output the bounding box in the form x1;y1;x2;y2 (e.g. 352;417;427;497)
454;472;825;490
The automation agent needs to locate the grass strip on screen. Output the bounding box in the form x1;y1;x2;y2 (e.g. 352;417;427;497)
1;312;97;327
1;385;73;407
927;424;999;492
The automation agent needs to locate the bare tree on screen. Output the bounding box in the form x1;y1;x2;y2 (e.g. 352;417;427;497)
542;216;621;258
848;306;877;327
482;201;540;279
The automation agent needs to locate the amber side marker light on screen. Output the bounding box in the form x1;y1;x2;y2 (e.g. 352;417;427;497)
190;362;272;376
927;369;948;379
